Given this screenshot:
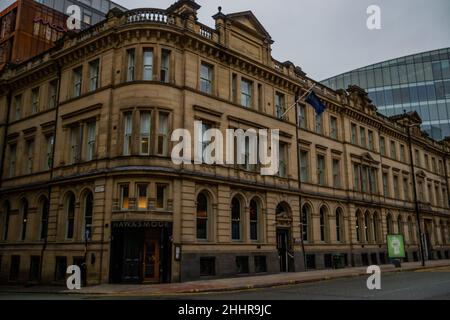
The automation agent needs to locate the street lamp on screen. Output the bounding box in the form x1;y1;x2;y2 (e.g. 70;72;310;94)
404;111;426;267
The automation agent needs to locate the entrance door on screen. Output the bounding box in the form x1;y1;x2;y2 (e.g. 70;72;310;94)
277;229;289;272
143;237;160;282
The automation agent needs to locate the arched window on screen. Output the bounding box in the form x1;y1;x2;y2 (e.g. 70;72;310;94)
336;208;343;242
319;206;328;242
20;199;29;241
301;204;310;242
83;192;93;241
364;211;370;243
408;216;415;244
231;197;242;241
66;193;76;239
397;215;403;235
249;199;259;241
2;201;10;241
373;212;380;243
386;212;393;234
40;197;49;240
196;193;209;240
356;211;361;242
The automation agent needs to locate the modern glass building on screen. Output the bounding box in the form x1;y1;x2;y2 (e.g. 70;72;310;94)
322;48;450;140
35;0;127;27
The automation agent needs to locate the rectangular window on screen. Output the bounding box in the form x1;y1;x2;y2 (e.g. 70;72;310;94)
400;144;406;162
298;104;307;129
241;78;253;108
86;121;96;161
137;184;148;210
369;168;377;193
9;144;16;178
332;159;340;188
368;130;374;150
279;143;287;178
257;84;263;111
232;73;237;103
393;175;399;198
200;257;215;276
424;154;430;170
14;95;22;121
157;113;169;156
9;255;20;281
236;256;249;274
317;154;326;185
123;113;132;156
54;257;67;282
275;92;285;119
380;137;386;156
29;256;41;282
415;149;420;166
31;87;40;114
26;140;34;174
49;80;58;109
435;186;440;206
89;59;100;91
140;112;152;155
390;141;397;159
199;122;212;162
382;172;389;197
442;188;448;208
432;157;437;173
353;164;360;191
120;185;129;210
351;123;357;144
330;116;338;139
403;178;410;201
70;126;80;164
200;62;213;94
126;49;135;81
161;49;170;83
438;160;444;174
143;49;153;80
361;167;367;192
254;256;267;273
300;150;309;183
45;135;54;170
156;184;167;209
360;127;366;147
73;66;83;97
315;113;323;134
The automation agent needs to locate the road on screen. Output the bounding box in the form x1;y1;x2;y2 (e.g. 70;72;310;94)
1;267;450;300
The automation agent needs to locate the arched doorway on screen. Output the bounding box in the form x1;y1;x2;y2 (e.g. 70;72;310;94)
276;202;294;272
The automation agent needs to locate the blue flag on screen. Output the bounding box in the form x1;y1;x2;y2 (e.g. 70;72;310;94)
306;91;326;115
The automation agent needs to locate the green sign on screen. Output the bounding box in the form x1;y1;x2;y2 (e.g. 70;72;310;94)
387;234;406;258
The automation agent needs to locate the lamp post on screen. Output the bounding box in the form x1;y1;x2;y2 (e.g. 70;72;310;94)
405;112;426;267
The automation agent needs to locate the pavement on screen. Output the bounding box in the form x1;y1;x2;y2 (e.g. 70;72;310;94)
1;259;450;297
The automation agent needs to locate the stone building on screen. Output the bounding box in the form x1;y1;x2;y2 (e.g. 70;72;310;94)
0;0;449;285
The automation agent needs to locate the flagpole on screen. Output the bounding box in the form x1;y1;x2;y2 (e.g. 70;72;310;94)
281;83;316;120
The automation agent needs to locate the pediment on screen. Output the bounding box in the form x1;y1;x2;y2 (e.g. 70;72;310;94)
226;11;272;42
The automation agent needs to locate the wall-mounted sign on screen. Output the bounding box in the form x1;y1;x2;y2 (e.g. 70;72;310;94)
33;17;67;33
387;234;406;258
112;221;171;229
95;185;105;193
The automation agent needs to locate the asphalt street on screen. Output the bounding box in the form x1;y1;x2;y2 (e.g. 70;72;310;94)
1;267;450;300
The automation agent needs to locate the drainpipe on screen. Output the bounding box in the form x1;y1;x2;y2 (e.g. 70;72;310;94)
294;90;307;272
0;88;12;188
405;118;426;267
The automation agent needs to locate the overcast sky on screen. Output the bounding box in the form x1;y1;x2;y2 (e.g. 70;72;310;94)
2;0;449;80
